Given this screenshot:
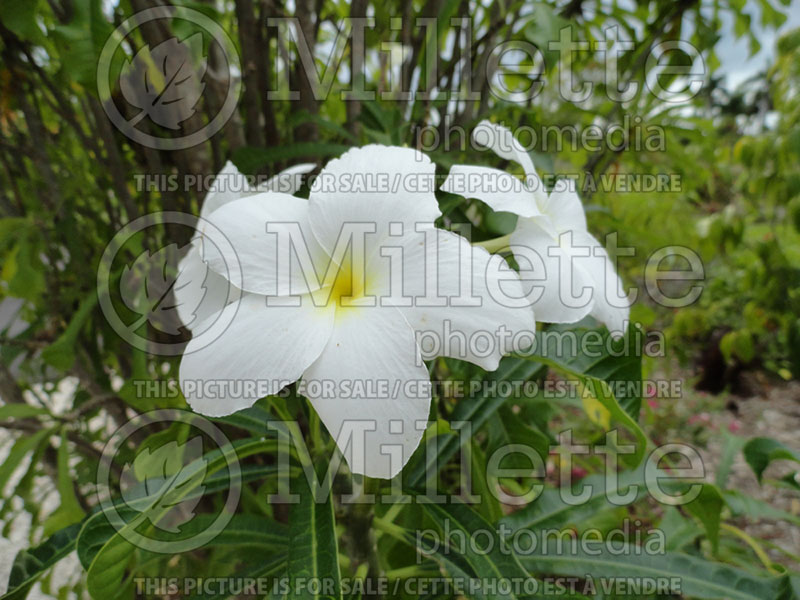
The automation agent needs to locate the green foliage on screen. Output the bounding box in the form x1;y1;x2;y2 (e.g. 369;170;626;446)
1;523;82;600
518;542;793;600
743;437;800;483
287;471;342;599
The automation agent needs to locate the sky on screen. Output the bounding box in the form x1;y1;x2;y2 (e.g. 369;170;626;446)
716;0;800;89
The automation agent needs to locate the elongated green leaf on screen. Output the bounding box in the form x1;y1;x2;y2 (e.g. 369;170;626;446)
406;357;545;487
287;471;342;600
723;489;800;527
518;542;792;600
0;404;48;420
0;428;53;494
486;405;550;470
716;432;747;488
1;523;83;600
144;513;288;549
529;324;644;420
515;328;648;467
77;437;273;599
419;501;531;600
41;291;98;371
743;437;800;482
232;143;349;173
43;428;86;536
212;404;278;436
194;555;287;600
469;441;503;524
499;466;648;533
683;483;724;553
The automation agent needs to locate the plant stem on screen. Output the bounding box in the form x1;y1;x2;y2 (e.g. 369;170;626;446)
341;498;383;598
372;516;408;542
720;523;779;574
384;566;439;579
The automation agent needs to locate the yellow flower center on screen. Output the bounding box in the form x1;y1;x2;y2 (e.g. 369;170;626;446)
313;250;368;308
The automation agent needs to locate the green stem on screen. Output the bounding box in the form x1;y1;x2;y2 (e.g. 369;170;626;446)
381;501;405;525
720;523;779;574
385;566;440;579
473;233;511;253
372;516;408;542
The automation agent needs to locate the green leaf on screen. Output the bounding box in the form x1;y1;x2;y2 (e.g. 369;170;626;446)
743;437;800;483
468;441;503;524
76;508;128;570
723;489;800;527
6;231;46;304
77;437;273;599
43;429;86;536
287;470;342;599
716;432;747;488
720;330;755;363
0;0;42;42
41;291;98;371
515;327;648;467
406;356;546;488
212;404;279;436
143;513;288;549
194;555;287;600
1;523;82;600
499;467;648;533
0;404;48;420
524;3;570;69
486;404;550;470
418;500;531;600
682;483;724;554
0;428;53;495
232;143;349;174
51;0;114;89
518;542;792;600
536;324;644;420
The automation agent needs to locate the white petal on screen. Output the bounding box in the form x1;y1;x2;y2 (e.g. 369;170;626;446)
308;145;441;257
199;194;329;297
302;306;430;479
509;218;595;324
200;161;252;220
174;244;240;331
180;293;335;417
473;121;536;178
571;230;630;337
441;165;541;218
472;121;547;205
542;179;587;233
257;163;316;195
377;227;535;370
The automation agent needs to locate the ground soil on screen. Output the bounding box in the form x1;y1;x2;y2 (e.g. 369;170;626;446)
699;378;800;569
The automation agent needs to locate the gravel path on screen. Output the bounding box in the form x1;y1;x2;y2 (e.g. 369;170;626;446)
699;380;800;569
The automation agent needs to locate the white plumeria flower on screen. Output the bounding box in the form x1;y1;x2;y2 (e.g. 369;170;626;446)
179;145;535;479
175;161;315;330
442;120;630;336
